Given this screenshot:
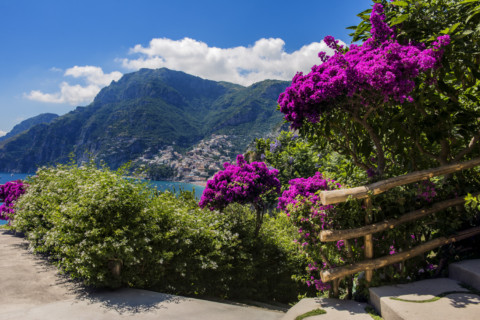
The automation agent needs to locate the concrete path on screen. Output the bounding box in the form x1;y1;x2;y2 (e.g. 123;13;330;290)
282;298;372;320
0;229;284;320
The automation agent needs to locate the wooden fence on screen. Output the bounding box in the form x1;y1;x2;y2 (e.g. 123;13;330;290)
318;157;480;295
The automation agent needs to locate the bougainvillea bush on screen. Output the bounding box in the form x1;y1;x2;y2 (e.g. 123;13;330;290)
278;3;450;178
199;154;281;234
278;173;366;297
0;180;27;221
274;0;480;298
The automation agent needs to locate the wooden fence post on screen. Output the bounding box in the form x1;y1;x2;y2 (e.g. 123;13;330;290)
364;196;374;283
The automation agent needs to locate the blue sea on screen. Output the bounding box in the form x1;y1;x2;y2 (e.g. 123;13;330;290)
0;172;205;225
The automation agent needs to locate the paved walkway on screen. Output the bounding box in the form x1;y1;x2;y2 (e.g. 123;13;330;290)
0;229;284;320
282;298;372;320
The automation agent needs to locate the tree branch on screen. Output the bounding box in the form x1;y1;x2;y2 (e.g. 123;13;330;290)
435;82;459;104
329;124;370;171
414;139;440;162
352;113;386;175
454;132;480;162
439;139;450;165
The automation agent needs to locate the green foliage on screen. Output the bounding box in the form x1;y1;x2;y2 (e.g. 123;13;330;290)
465;192;480;211
11;162;308;303
268;1;480;298
13;161;154;287
345;0;480;176
343;0;480;288
365;306;383;320
218;203;309;301
143;163;177;180
255;131;366;187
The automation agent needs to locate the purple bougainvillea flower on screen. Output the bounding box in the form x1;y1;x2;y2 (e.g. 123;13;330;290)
0;180;27;221
199;154;281;211
278;4;450;130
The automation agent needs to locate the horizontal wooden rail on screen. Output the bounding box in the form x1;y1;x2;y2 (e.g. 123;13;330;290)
320;226;480;283
320;158;480;205
319;193;478;242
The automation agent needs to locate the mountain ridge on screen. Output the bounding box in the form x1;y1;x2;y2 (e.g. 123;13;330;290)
0;68;289;177
0;113;59;143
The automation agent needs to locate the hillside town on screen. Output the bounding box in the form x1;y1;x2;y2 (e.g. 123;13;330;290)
135;134;237;185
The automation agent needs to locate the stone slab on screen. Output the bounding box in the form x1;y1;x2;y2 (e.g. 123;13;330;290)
369;278;480;320
449;259;480;291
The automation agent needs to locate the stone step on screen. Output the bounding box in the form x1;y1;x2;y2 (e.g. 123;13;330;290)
282;298;371;320
368;278;480;320
449;259;480;291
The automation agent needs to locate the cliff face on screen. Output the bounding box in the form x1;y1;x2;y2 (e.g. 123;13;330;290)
0;68;289;172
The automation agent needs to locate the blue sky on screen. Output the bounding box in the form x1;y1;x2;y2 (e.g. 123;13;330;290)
0;0;373;135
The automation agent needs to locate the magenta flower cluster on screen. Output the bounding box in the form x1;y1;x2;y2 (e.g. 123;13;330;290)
278;3;450;129
278;172;340;216
278;173;340;243
416;180;437;203
279;172;340;291
199;155;281;211
305;262;331;291
0;180;26;220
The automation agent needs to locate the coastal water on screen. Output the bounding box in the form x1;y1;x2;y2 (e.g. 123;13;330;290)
147;180;205;199
0;172;205;225
0;173;31;185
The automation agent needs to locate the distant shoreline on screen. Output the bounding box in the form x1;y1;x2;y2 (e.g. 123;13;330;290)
187;180;207;188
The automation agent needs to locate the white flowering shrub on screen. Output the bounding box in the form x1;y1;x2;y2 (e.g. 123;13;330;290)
12;162;307;302
13;162;154;287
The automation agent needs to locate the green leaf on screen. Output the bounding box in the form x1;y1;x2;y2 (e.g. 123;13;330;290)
391;1;409;7
466;9;480;23
356;8;372;18
465;94;479;102
459;0;480;4
468;65;480;80
390;14;409;26
449;22;461;34
454;30;474;39
358;12;371;18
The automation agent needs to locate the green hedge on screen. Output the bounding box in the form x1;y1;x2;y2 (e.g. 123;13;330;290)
11;162;307;303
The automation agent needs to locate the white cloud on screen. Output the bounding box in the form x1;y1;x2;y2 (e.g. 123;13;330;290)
49;67;63;72
0;130;6;137
65;66;123;87
25;37;342;105
120;37;341;86
25;66;122;105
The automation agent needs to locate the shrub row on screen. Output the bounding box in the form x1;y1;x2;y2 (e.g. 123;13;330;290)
11;162;308;303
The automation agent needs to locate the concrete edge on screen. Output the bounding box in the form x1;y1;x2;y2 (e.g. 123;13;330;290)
449;260;480;291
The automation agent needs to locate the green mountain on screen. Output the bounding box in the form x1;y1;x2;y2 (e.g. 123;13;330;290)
0;68;289;173
0;113;58;142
